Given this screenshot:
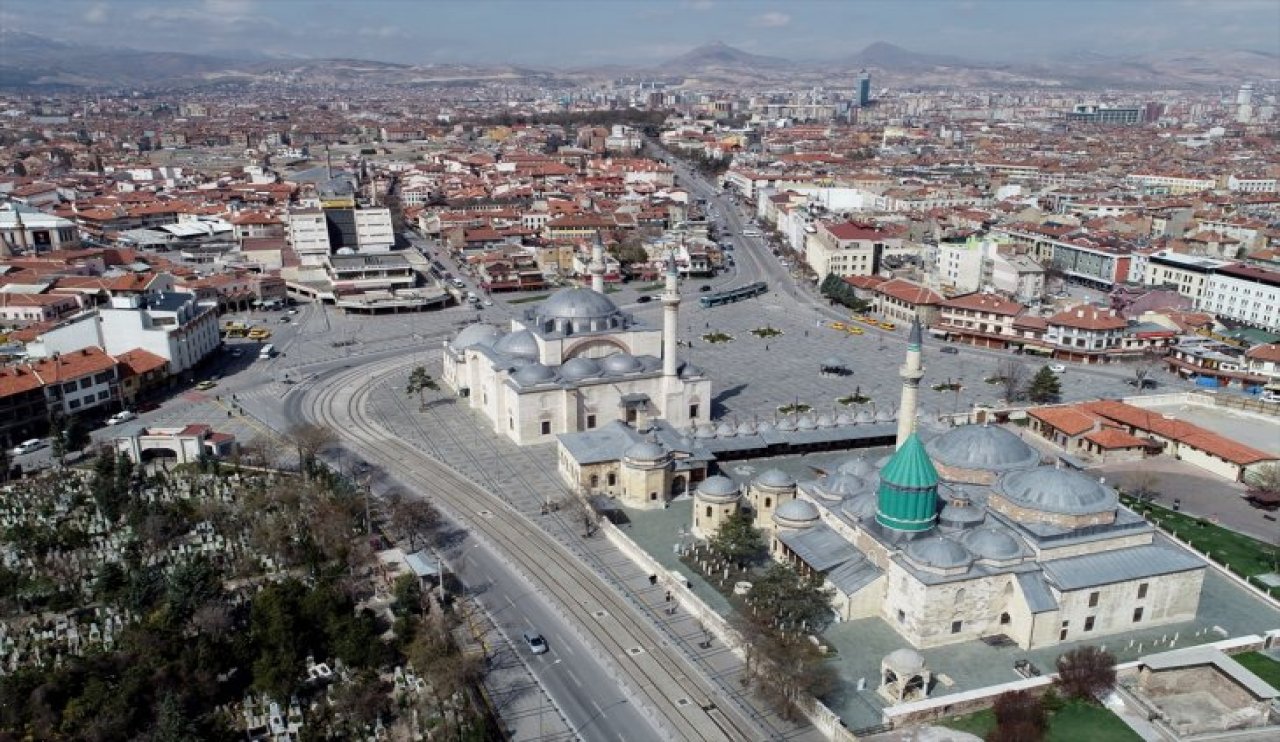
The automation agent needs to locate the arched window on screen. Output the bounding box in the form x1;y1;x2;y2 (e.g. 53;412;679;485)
589;474;599;487
955;587;966;604
706;506;713;518
764;497;772;508
607;473;616;486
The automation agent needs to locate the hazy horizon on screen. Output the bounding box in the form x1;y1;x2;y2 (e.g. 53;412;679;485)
3;0;1279;69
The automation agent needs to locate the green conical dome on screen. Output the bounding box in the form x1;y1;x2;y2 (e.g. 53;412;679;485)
876;433;940;532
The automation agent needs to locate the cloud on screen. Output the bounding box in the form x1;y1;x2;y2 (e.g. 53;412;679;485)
84;3;108;24
751;11;791;28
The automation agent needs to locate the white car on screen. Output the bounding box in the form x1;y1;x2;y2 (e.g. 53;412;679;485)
1049;364;1067;373
11;438;46;455
106;410;138;425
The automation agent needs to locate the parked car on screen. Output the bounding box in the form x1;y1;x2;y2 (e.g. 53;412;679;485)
11;438;46;455
1049;364;1066;373
196;380;218;391
636;295;653;303
106;410;137;425
939;346;959;355
522;631;548;655
699;285;712;292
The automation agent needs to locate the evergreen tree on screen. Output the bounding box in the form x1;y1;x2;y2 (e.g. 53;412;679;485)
709;511;765;568
1026;365;1063;403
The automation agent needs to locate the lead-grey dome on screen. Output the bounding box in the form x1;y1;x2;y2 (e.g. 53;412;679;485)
755;468;795;489
927;424;1041;473
885;648;926;674
961;528;1022;561
906;537;972;570
841;493;877;520
559;356;602;381
774;498;819;525
511;363;556;385
776;417;797;432
715;422;736;438
537;287;620;320
493;329;539;359
819;472;868;499
855;408;875;424
694;424;717;439
625;441;667;462
679;361;704;378
736;420;757;436
601;353;642;374
875;406;896;422
996;467;1117;515
838;458;872;478
796;414;816;431
696;475;740;501
452;323;501;350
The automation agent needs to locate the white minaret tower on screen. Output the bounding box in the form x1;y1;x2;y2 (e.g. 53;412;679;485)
589;238;606;294
896;317;925;449
661;251;680;378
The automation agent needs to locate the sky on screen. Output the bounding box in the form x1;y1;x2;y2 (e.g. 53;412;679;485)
6;0;1280;67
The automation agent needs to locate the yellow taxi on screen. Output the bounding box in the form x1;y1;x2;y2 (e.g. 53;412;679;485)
845;326;864;335
879;321;897;331
247;328;272;340
830;321;846;331
858;315;878;325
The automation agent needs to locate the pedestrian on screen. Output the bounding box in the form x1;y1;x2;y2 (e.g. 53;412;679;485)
648;574;657;586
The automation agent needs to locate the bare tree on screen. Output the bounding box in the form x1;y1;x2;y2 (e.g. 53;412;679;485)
1245;463;1280;508
1055;645;1117;700
560;494;600;537
997;359;1029;403
286;423;337;477
990;690;1047;742
242;434;286;469
385;491;442;551
1124;468;1161;502
1131;348;1164;390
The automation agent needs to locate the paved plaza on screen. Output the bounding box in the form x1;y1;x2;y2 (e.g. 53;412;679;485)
1138;402;1280;455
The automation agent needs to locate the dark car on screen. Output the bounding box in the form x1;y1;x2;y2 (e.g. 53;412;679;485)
699;285;712;292
636;295;653;303
136;401;161;413
939;346;959;354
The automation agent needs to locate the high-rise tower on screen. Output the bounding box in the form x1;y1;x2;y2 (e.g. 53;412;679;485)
896;317;924;448
857;70;872;107
661;252;679;378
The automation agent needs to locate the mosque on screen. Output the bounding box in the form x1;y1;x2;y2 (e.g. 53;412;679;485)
442;243;710;445
688;322;1206;651
447;256;1208;653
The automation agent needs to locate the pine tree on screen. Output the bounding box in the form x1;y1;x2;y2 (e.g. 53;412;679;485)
1026;366;1062;403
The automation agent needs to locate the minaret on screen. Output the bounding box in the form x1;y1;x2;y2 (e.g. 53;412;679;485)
896;317;925;449
661;251;679;378
589;238;606;294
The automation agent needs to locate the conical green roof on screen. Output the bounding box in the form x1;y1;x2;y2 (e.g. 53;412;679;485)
880;433;939;489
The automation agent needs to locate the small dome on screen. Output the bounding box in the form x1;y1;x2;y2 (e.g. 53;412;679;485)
696;475;740;502
885;648;926;674
875;406;896;422
905;537;972;570
841;493;878;520
511;363;556;385
493;329;540;359
996;467;1117;515
774;498;819;525
536;287;620;320
820;472;868;499
938;500;985;528
776;417;797;432
836;411;854;426
961;528;1023;561
715;422;737;438
926;424;1041;473
838;458;872;477
756;420;775;433
736;420;757;436
625;441;667;462
855;408;875;424
679;361;704;378
796;415;817;431
559;356;603;381
755;468;795;489
694;424;717;439
452;323;501;350
601;353;643;374
507;356;534;369
816;413;836;428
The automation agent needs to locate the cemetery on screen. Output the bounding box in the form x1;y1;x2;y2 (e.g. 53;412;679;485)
0;446;488;739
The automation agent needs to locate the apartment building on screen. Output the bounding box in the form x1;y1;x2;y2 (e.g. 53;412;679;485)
1201;264;1280;333
934;293;1025;349
1045;305;1129;363
29;347;119;417
805;221;902;278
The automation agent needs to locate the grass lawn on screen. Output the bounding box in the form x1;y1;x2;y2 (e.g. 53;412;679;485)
1123;497;1280;597
940;699;1140;742
1235;652;1280;690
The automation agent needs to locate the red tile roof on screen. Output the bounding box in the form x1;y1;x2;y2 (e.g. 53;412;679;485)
1048;305;1127;331
876;279;943;306
941;292;1025;316
1085;427;1149;450
1028;405;1099;436
1082;400;1276;466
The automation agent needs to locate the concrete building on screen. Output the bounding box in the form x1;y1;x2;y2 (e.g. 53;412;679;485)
1201;264;1280;333
0;203;81;254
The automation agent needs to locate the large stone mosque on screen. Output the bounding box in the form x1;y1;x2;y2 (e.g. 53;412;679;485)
444;261;1208;653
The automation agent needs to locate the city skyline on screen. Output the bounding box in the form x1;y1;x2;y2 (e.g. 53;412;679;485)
5;0;1279;68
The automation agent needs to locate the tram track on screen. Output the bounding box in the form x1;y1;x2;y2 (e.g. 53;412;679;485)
302;358;765;742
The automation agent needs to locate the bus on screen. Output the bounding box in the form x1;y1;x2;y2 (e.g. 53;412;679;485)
699;281;768;308
222;321;248;338
259;343;276;359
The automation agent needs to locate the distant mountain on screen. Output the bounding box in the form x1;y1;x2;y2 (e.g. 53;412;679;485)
839;42;977;70
661;42;793;71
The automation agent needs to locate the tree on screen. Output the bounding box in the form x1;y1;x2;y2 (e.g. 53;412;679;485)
1055;645;1116;701
989;689;1047;742
1245;463;1280;507
405;366;439;409
708;511;765;568
286;423;336;477
1131;349;1164;390
560;494;601;537
1025;365;1062;404
747;562;834;633
995;359;1030;403
749;630;839;722
392;574;423;617
0;444;9;483
385;490;441;551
